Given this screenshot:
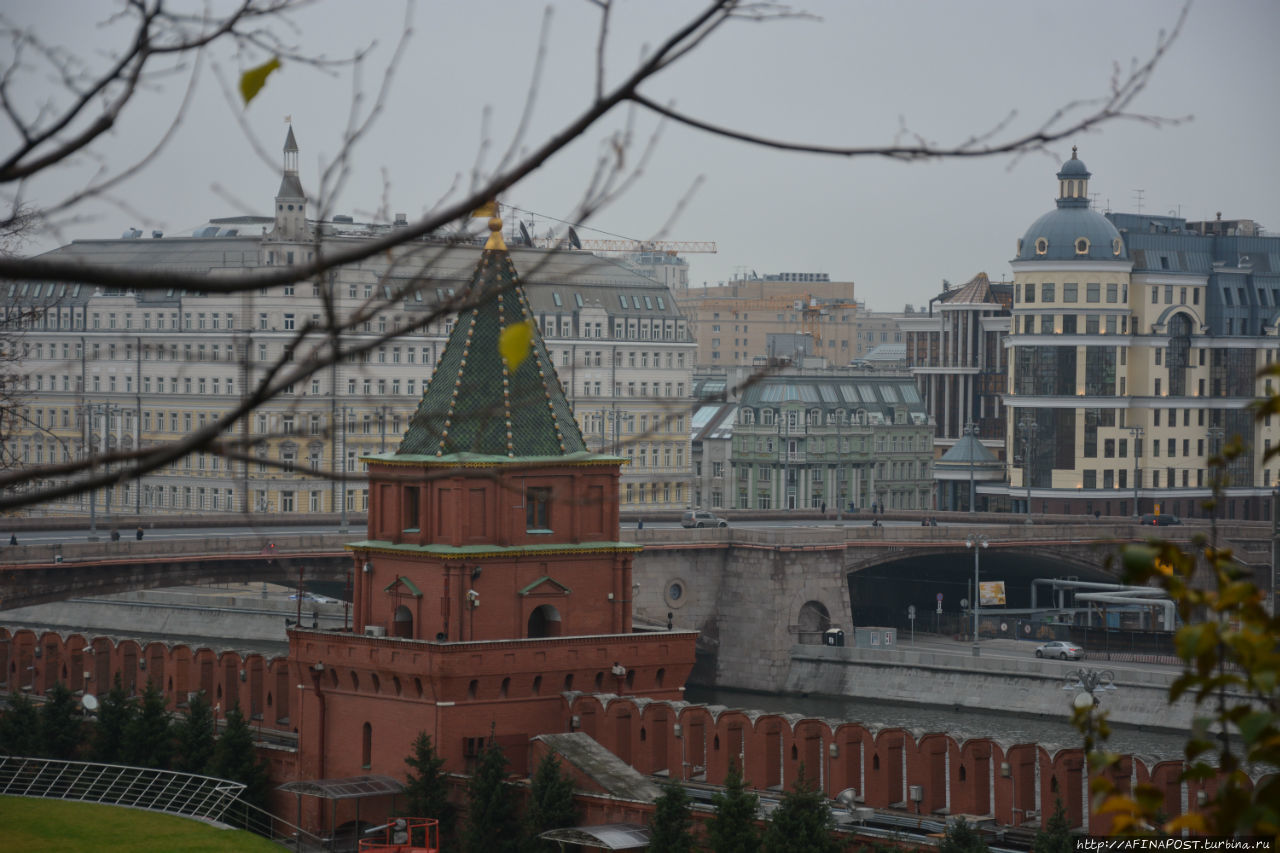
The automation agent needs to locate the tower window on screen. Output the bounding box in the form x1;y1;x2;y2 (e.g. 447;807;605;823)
526;487;552;531
1075;238;1090;255
1035;238;1048;255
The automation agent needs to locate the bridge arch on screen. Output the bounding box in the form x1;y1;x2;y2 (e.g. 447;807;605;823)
796;601;831;644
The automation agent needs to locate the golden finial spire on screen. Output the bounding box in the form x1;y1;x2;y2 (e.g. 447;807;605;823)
472;200;506;251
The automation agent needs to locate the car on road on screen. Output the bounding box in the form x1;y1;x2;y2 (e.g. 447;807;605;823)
681;510;728;528
290;592;337;603
1035;640;1085;660
1139;513;1181;526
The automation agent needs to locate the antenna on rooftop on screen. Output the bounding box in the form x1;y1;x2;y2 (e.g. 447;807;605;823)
1132;189;1145;214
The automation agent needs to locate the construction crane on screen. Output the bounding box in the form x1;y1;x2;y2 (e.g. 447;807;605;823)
576;239;716;254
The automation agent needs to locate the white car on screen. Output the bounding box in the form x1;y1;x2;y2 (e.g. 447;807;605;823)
681;510;728;528
1035;640;1085;660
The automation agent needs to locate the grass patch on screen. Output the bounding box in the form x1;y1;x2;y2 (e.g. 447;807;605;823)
0;796;282;852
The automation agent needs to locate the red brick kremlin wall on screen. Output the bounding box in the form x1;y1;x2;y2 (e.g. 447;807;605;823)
1;627;1243;835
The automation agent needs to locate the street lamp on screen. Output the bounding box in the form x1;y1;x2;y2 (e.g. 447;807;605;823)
338;406;350;534
1061;667;1117;707
964;534;988;656
1126;425;1144;517
963;420;978;514
1017;414;1039;524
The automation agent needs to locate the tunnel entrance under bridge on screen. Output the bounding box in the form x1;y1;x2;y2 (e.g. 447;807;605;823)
847;547;1122;639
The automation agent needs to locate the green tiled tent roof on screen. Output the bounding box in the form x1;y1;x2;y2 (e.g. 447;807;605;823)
398;242;588;458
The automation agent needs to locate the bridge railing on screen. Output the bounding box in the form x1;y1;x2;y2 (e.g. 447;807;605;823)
2;531;352;566
633;521;1200;548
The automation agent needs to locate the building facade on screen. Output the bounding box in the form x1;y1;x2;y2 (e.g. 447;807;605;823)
1004;149;1280;519
674;274;859;368
725;369;934;511
901;272;1012;453
2;128;697;517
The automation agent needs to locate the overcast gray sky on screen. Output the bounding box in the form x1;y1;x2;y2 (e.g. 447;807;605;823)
6;0;1279;310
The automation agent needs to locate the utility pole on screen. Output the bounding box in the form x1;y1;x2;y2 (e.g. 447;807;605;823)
1126;425;1144;517
1017;413;1039;524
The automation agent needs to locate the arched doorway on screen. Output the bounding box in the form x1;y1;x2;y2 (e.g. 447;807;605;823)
393;605;413;639
797;601;831;644
527;604;562;638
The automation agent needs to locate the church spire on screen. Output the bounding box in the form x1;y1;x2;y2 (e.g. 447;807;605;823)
271;123;309;242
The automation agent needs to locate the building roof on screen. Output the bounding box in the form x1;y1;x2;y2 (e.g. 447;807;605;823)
397;217;588;458
1016;150;1127;263
737;375;928;425
691;403;737;441
532;732;663;803
940;272;1000;307
937;431;1000;466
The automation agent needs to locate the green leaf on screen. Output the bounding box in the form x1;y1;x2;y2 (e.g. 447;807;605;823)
239;57;282;106
1121;545;1156;581
499;320;535;372
1237;711;1276;747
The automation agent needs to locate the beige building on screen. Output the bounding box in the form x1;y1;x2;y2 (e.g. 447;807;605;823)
3;128;696;518
675;274;859;367
1004;149;1279;521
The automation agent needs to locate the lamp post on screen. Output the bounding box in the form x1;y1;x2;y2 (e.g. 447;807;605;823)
965;533;988;656
963;419;977;514
1017;414;1039;524
1271;485;1279;617
338;406;350;534
1061;667;1117;707
1126;425;1144;517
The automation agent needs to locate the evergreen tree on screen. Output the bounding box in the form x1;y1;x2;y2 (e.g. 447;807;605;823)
0;691;42;756
1031;798;1073;853
521;751;576;853
123;680;173;768
707;760;761;853
648;781;696;853
91;674;135;764
462;736;520;853
210;705;271;810
172;691;216;775
939;817;990;853
762;765;839;853
403;732;456;846
38;682;83;760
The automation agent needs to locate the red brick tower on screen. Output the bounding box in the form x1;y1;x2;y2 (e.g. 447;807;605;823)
288;211;695;790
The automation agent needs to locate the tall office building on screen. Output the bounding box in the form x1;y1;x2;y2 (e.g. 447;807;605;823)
1005;149;1279;519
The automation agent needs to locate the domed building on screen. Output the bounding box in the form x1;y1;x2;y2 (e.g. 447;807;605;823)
1004;149;1280;523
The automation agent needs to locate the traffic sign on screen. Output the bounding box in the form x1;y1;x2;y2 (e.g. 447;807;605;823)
907;605;916;619
936;592;943;601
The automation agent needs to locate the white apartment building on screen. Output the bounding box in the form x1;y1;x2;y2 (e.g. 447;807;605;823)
2;128;695;517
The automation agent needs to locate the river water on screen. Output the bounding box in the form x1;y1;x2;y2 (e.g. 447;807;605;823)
684;685;1189;760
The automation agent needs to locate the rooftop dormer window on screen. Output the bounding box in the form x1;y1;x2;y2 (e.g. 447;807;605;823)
1075;237;1090;255
1035;238;1048;256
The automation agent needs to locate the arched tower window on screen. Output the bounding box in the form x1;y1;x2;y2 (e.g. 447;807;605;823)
362;722;372;769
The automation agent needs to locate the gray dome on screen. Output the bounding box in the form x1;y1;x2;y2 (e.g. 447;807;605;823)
1058;158;1089;178
1016;206;1126;262
1015;147;1126;262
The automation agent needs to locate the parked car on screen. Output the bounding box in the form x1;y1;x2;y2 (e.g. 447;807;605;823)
1035;640;1085;660
1139;513;1181;526
681;510;728;528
